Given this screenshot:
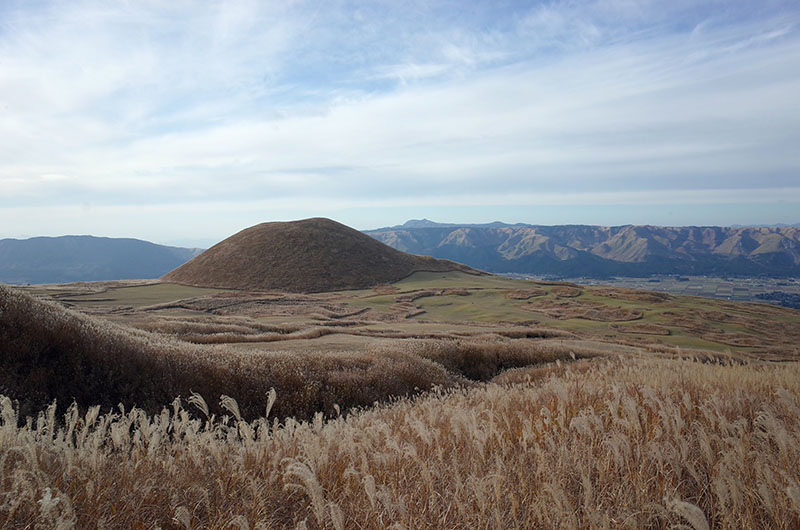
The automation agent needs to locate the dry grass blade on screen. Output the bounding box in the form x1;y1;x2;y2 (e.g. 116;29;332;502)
667;499;710;530
220;395;242;423
187;392;209;419
266;387;277;419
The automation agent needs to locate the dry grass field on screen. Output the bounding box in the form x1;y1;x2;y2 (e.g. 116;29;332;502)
2;270;800;528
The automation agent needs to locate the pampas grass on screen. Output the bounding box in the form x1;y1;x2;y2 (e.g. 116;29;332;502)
1;356;799;528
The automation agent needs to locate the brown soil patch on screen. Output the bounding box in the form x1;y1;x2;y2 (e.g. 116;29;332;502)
549;285;582;298
700;331;763;347
372;285;399;295
505;288;547;300
661;312;712;333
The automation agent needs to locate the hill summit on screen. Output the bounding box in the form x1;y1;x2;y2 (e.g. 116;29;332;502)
163;218;478;292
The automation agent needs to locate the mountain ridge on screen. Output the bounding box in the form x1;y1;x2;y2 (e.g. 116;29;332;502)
0;235;202;284
366;222;800;278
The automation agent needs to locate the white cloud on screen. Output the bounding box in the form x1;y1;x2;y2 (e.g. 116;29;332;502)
0;0;799;236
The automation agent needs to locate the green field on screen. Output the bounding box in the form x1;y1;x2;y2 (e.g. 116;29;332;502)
55;283;227;308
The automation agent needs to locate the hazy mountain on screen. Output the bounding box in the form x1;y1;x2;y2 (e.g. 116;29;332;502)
366;223;800;278
383;219;520;230
730;223;800;228
0;236;203;284
164;218;479;293
161;237;222;249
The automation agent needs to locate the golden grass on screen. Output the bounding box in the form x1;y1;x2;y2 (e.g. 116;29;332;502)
0;285;582;422
1;357;798;528
0;285;462;420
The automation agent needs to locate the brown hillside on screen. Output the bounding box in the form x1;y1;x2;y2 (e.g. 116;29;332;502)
0;284;467;421
163;218;480;292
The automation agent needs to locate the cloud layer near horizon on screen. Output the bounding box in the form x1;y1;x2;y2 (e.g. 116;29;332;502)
1;0;799;241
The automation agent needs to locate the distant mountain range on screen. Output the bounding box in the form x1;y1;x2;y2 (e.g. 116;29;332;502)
366;220;800;278
0;236;202;284
4;220;800;285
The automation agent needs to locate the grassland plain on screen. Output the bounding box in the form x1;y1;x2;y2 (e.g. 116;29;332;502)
2;270;800;528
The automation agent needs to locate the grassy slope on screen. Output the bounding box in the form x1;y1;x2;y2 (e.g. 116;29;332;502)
59;283;226;307
0;284;589;421
344;271;800;357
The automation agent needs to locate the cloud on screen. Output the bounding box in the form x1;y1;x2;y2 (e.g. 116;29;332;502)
0;0;799;235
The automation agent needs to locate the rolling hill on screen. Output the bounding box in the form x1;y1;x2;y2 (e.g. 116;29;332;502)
366;220;800;277
0;235;202;284
163;217;479;292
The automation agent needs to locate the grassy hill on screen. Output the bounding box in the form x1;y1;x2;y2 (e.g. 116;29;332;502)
163;217;480;292
366;221;800;277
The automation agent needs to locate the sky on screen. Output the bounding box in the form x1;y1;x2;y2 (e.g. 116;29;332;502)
1;0;799;247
